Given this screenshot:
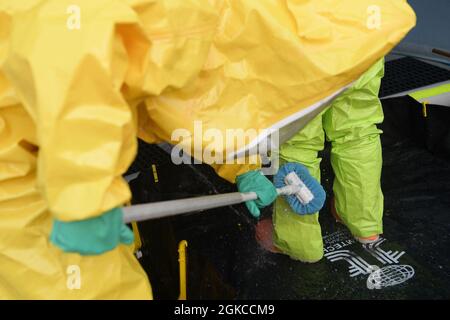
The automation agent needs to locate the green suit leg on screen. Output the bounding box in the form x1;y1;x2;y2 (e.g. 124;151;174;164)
323;59;385;238
273;112;326;262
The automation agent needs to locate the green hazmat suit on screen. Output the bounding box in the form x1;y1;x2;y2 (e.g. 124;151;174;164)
273;59;385;262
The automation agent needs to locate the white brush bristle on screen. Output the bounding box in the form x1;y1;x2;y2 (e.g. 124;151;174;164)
284;172;314;205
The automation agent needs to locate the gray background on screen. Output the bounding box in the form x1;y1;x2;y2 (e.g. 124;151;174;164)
401;0;450;50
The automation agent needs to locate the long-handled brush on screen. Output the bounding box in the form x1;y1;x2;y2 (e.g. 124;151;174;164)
123;163;325;223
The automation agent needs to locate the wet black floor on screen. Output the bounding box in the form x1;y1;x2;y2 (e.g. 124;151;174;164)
128;96;450;300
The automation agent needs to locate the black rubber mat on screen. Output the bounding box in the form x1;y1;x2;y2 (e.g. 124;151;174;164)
380;57;450;97
127;95;450;299
125;141;169;176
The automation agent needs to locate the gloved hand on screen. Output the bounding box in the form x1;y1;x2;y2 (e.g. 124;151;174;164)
50;207;134;256
236;170;278;219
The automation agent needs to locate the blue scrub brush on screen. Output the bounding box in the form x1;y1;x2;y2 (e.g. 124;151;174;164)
274;162;326;215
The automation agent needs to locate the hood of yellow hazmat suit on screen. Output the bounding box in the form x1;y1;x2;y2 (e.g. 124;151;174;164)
140;0;416;161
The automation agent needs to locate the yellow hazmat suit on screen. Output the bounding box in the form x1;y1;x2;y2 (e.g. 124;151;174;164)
0;0;415;299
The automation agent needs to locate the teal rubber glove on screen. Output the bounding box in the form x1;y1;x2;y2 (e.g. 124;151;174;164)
50;207;134;256
236;170;278;218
